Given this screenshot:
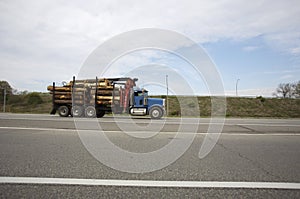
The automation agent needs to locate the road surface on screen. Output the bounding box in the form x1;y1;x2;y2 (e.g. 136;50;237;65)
0;113;299;198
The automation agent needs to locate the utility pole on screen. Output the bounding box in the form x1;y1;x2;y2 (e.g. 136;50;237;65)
2;88;6;112
236;79;240;97
166;75;168;117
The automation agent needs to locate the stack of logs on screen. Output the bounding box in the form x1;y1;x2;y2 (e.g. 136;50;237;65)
47;79;120;106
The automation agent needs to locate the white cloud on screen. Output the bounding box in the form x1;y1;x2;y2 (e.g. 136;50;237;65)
242;46;260;52
279;74;293;80
263;69;300;75
103;50;209;95
0;0;300;91
226;87;276;97
290;47;300;55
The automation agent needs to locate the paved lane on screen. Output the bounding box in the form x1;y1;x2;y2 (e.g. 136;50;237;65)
0;114;299;198
0;113;299;133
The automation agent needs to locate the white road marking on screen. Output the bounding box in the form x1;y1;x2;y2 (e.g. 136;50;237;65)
1;114;300;126
0;126;76;132
236;123;300;127
0;177;299;189
0;126;300;136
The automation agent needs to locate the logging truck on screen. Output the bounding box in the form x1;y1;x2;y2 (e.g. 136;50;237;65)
47;76;165;119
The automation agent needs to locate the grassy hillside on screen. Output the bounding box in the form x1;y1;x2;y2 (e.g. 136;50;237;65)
1;93;300;118
159;95;300;118
225;97;300;118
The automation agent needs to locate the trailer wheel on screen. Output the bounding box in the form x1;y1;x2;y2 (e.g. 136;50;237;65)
85;106;96;118
149;106;163;119
71;105;84;117
96;110;105;118
58;106;69;117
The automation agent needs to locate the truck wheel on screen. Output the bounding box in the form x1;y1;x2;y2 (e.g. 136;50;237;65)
150;107;163;119
71;105;83;117
85;106;96;118
58;106;69;117
96;110;105;118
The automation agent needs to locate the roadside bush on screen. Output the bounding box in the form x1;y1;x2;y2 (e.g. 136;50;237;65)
8;94;25;104
256;96;266;103
27;92;43;105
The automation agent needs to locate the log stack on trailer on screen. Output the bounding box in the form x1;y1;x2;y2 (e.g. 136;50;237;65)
47;76;137;117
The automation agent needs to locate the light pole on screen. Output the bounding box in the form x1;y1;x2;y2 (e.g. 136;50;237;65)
166;75;168;117
236;79;240;97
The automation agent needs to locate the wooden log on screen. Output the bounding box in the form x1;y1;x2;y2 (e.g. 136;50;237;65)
74;82;111;87
54;99;85;104
97;96;114;100
55;95;71;99
49;85;113;92
54;99;72;104
97;86;114;89
50;91;72;95
96;100;112;105
73;78;107;83
72;88;86;92
47;86;71;91
92;90;114;95
73;79;112;86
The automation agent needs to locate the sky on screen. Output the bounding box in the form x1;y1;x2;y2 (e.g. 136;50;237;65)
0;0;300;97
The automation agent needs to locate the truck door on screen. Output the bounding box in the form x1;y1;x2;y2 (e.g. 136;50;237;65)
133;90;148;108
134;91;144;107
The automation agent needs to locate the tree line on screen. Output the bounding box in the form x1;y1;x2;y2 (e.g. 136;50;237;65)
2;80;300;101
0;81;43;107
274;81;300;98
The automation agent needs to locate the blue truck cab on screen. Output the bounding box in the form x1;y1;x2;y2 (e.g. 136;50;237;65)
129;88;165;119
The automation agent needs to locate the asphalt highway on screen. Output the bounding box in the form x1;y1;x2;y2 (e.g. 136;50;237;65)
0;113;299;198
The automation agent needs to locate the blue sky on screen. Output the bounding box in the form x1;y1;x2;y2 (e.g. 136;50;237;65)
203;37;300;96
0;0;299;97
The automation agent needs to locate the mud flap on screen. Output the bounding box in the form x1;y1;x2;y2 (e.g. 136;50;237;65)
50;108;56;115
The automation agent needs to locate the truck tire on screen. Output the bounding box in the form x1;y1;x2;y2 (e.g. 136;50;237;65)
85;106;96;118
71;105;84;117
96;110;105;118
58;105;69;117
149;106;163;119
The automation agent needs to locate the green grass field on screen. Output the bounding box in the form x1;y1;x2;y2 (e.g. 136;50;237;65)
1;93;300;118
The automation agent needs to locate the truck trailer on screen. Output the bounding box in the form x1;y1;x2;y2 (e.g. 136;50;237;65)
47;76;165;119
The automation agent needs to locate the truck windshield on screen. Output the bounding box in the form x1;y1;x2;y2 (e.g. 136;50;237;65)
135;90;148;97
